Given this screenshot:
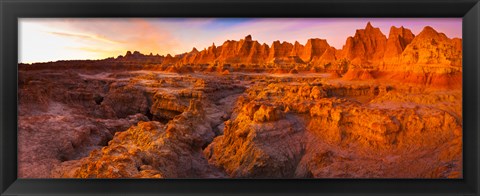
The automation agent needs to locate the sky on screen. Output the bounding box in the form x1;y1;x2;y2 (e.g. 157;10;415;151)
18;18;461;63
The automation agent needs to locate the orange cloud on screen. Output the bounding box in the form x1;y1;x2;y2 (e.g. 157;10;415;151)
119;19;180;55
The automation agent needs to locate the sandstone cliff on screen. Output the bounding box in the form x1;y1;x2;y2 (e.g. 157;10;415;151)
42;22;459;89
383;26;415;65
339;22;388;66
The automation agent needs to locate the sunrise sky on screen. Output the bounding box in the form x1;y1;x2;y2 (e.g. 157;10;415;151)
18;18;462;63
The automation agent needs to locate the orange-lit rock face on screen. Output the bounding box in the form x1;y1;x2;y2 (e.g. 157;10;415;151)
204;79;461;178
18;22;462;179
93;24;461;89
340;22;388;65
400;26;462;67
52;101;226;178
383;26;415;64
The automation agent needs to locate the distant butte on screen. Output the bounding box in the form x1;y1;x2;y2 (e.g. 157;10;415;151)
19;23;462;88
95;23;459;88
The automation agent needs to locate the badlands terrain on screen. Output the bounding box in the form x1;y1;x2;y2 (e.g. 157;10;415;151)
18;23;462;178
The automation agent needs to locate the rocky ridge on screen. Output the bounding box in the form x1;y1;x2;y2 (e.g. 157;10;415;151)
20;23;462;88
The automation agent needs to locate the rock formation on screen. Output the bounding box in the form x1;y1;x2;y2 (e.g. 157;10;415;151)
18;22;463;179
383;26;415;64
205;79;461;178
28;23;459;89
400;26;462;67
52;100;226;178
339;22;388;66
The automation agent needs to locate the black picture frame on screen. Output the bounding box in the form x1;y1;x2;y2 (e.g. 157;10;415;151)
1;0;479;195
